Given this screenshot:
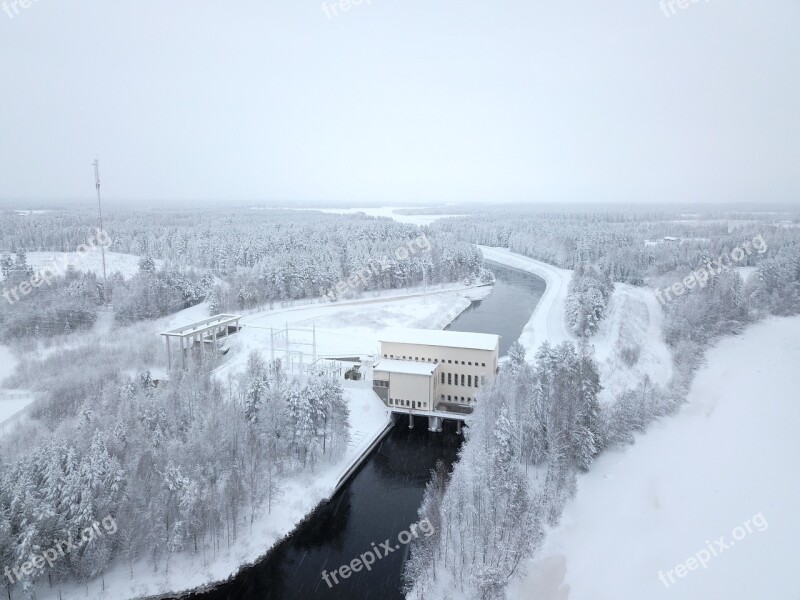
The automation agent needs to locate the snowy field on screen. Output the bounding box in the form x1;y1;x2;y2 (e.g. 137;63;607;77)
210;283;492;380
591;283;673;404
0;346;35;425
0;251;163;281
510;316;800;600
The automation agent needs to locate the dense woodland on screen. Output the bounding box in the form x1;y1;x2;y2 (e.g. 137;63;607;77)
0;338;348;598
1;206;799;598
404;341;619;599
406;207;800;600
0;209;483;340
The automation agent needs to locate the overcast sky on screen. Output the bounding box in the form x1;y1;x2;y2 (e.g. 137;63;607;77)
0;0;798;206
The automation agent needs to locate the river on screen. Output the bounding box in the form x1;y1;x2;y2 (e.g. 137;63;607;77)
177;261;545;600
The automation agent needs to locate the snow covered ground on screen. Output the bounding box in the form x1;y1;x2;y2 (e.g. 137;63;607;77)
0;251;163;281
55;385;391;600
0;346;36;427
591;283;673;404
479;247;671;404
479;246;575;352
509;316;800;600
50;281;489;600
211;282;492;380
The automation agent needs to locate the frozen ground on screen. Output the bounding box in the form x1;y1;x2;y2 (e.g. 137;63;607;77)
0;346;35;425
480;247;670;404
54;385;390;600
211;282;492;380
591;283;673;404
509;316;800;600
479;246;575;352
48;281;489;599
0;251;163;281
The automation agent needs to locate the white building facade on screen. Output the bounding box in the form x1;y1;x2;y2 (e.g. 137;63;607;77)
372;328;500;417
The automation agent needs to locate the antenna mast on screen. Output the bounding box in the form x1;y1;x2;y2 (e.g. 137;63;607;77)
92;158;108;303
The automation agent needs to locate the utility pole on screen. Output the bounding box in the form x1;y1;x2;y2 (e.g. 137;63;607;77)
92;158;109;304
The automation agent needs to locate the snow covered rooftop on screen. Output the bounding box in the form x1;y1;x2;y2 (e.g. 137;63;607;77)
379;328;500;351
373;359;439;376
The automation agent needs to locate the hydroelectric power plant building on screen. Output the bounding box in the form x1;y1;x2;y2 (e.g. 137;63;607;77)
372;328;500;431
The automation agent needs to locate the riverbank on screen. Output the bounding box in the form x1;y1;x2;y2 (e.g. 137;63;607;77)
43;282;488;600
509;316;800;600
50;387;390;600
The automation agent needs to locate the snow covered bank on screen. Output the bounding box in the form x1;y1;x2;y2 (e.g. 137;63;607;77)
480;247;671;404
44;283;487;600
591;283;673;404
54;386;390;600
479;246;574;351
509;316;800;600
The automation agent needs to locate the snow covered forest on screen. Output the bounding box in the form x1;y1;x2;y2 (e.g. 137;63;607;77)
401;206;800;600
0;339;348;598
0;208;483;340
0;204;799;599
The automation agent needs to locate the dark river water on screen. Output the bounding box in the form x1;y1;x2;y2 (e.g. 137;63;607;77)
447;261;545;357
176;261;545;600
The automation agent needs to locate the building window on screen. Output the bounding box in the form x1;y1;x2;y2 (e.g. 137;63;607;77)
447;373;452;385
461;396;465;402
460;374;464;386
374;380;389;388
390;354;394;358
475;378;479;388
441;372;445;384
441;394;445;402
448;360;452;364
384;354;387;358
461;361;465;365
448;395;451;401
481;362;486;367
468;375;472;387
468;361;472;366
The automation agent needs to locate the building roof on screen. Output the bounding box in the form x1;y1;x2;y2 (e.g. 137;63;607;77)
379;328;500;352
161;314;242;337
373;359;439;376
